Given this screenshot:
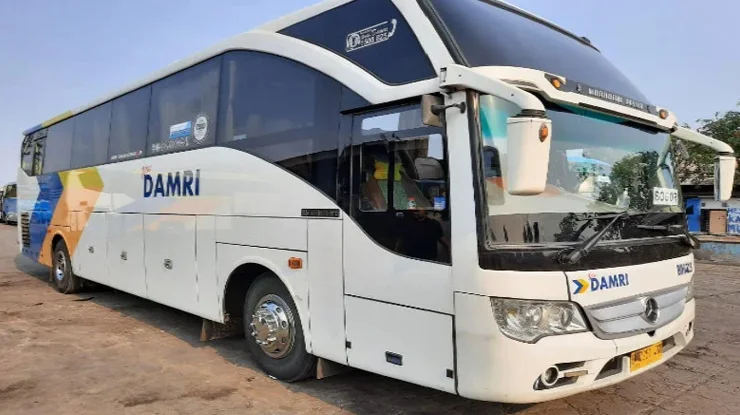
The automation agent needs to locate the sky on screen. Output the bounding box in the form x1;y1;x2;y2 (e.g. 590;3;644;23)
1;0;739;185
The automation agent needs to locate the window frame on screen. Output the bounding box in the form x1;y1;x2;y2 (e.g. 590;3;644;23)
42;118;74;175
19;49;351;193
70;102;112;170
108;85;152;163
146;56;222;157
347;100;452;264
216;50;343;201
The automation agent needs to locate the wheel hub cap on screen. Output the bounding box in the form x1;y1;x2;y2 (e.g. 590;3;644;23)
54;252;66;282
250;294;294;358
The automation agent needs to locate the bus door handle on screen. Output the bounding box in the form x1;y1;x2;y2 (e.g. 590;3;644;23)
164;259;173;270
88;246;94;254
120;251;127;261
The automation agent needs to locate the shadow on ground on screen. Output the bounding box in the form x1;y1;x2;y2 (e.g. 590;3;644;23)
14;254;531;415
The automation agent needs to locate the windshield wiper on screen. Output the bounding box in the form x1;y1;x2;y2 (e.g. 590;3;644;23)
636;223;700;249
557;211;629;265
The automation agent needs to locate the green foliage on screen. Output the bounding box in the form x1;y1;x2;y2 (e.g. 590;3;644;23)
599;151;661;211
674;102;740;184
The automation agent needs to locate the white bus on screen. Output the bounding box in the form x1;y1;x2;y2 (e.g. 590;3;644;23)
16;0;736;403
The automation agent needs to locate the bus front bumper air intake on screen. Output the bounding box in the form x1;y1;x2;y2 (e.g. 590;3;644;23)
454;294;695;403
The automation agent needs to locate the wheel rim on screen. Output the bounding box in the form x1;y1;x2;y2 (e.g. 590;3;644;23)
249;294;295;359
54;251;66;282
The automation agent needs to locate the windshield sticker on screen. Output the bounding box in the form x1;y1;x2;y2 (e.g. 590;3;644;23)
434;197;446;211
652;187;679;206
346;19;397;53
572;272;630;295
169;121;192;140
193;114;208;142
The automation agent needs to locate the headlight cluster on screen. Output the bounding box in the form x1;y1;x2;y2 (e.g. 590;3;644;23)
686;277;695;301
491;298;588;343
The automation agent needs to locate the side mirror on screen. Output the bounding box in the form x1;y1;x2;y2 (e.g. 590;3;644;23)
506;115;552;195
421;95;444;128
714;155;736;201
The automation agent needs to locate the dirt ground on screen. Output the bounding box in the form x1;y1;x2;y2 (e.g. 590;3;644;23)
1;225;740;415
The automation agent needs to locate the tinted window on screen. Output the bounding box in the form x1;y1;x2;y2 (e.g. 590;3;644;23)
6;184;16;198
109;86;151;162
71;103;111;168
359;106;424;136
429;0;648;102
44;118;74;173
218;52;342;198
280;0;435;85
21;144;33;176
148;57;221;155
350;105;451;263
32;139;45;176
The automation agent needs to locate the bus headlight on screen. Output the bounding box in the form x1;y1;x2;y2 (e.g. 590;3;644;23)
686;277;695;301
491;298;588;343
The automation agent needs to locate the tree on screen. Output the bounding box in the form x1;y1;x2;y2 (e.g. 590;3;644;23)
674;102;740;185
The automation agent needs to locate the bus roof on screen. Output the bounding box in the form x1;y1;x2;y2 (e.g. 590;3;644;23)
23;0;595;137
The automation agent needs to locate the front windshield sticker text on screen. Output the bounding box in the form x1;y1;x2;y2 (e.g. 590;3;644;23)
573;82;652;113
572;272;630;295
653;187;679;206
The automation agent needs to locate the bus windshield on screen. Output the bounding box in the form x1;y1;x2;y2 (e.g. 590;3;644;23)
428;0;647;101
479;95;681;246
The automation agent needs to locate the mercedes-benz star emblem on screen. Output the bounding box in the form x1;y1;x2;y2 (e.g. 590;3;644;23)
644;297;660;323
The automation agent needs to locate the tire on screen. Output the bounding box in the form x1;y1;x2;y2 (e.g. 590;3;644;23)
243;274;316;381
51;240;82;294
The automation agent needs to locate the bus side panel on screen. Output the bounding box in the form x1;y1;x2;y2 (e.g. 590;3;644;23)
196;215;221;321
72;212;108;284
215;216;307;251
345;296;456;393
144;215;199;315
216;243;311;352
307;218;346;363
343;218;454;314
107;213;147;298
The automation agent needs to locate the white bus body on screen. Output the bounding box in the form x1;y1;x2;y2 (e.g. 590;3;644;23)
15;0;735;403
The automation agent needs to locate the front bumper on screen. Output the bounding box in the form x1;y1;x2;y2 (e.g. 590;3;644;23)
455;293;695;403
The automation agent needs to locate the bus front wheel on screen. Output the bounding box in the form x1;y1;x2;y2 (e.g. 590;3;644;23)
243;274;316;382
51;240;82;294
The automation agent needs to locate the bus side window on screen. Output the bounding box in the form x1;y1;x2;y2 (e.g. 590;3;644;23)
21;148;33;176
359;143;391;212
33;140;45;176
351;104;451;264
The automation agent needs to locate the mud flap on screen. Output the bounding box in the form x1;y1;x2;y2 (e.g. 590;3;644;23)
200;318;244;342
316;358;352;380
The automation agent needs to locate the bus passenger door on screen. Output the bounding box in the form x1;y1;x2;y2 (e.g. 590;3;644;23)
339;105;456;393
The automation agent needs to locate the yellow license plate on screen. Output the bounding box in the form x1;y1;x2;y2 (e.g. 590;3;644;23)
630;342;663;372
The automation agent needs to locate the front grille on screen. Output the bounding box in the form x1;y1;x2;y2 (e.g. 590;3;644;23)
584;285;688;340
20;213;30;248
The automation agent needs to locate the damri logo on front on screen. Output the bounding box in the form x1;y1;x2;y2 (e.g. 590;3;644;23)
144;170;201;198
572;272;630;295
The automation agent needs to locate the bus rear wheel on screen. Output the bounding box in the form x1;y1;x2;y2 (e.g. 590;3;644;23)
51;240;82;294
243;274;316;382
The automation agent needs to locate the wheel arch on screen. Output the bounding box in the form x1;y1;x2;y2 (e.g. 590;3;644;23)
221;257;309;345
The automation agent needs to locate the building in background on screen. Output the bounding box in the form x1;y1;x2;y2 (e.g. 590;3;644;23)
682;182;740;235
